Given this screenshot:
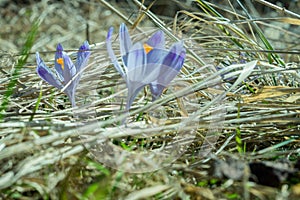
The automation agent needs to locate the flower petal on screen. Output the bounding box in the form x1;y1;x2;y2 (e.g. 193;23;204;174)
119;23;132;58
162;41;186;72
126;42;146;71
54;43;65;81
65;87;76;108
36;52;63;89
61;52;76;84
150;41;186;100
147;48;168;65
127;43;161;85
149;82;165;101
126;84;145;111
106;26;125;77
76;40;91;71
125;42;148;110
119;23;132;67
146;30;165;49
59;52;78;106
73;41;91;87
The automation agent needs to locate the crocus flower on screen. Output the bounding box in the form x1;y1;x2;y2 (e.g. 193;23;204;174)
106;23;186;110
36;41;91;107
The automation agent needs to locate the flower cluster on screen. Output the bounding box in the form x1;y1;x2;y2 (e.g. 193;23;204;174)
36;41;90;107
36;24;186;110
106;23;186;110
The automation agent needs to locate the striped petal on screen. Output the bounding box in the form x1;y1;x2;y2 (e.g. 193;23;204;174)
74;41;91;87
150;41;186;100
61;52;76;85
106;27;125;76
147;48;168;65
76;41;91;71
119;23;132;58
54;43;64;81
146;30;165;49
125;42;147;110
162;41;186;72
36;52;63;89
119;23;132;68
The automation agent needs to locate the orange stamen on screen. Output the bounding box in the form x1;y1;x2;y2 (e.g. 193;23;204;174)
143;43;153;54
57;58;64;70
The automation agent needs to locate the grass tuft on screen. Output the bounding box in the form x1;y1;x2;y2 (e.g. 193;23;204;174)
0;20;39;121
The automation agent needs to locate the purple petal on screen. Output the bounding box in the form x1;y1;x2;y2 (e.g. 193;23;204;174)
147;48;168;65
76;41;91;71
162;41;186;72
36;52;63;89
150;41;186;100
119;23;132;66
146;30;165;49
54;43;64;81
119;23;132;57
106;26;125;76
65;88;76;107
127;43;161;85
74;41;91;87
126;83;145;111
149;83;165;101
61;54;77;106
149;65;179;100
126;42;146;71
61;52;76;85
125;42;147;110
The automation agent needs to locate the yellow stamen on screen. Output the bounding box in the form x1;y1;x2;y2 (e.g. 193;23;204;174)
56;58;64;70
143;43;153;54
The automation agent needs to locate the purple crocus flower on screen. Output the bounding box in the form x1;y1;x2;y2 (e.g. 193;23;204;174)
36;41;91;107
106;23;186;110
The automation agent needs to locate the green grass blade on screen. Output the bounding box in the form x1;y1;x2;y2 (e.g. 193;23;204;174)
196;0;244;48
0;20;39;121
236;0;285;65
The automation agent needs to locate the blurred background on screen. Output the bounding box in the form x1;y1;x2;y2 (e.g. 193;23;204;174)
1;0;299;53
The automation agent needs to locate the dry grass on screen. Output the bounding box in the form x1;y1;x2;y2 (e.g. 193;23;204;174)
0;0;300;199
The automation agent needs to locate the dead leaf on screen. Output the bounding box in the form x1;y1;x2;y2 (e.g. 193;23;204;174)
242;86;300;103
292;183;300;196
279;17;300;25
285;94;300;103
184;183;215;200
